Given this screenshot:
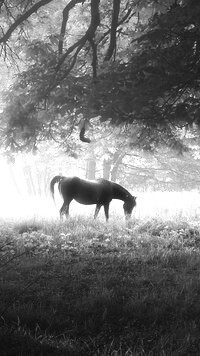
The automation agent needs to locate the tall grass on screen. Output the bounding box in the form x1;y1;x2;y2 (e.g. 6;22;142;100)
1;191;200;355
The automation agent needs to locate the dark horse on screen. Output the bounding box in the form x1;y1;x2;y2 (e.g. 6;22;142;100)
50;175;136;221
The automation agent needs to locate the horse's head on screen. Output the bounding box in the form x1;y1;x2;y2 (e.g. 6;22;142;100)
123;195;137;219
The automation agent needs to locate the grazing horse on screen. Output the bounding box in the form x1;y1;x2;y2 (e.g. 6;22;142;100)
50;175;136;221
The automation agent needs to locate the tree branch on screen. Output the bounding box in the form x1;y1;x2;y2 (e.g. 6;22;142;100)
0;0;54;44
98;7;133;48
58;0;85;55
88;37;98;79
79;119;91;143
56;0;100;72
0;0;4;12
104;0;121;61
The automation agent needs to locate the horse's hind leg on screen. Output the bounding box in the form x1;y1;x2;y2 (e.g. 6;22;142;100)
104;203;110;221
94;204;101;219
60;202;69;219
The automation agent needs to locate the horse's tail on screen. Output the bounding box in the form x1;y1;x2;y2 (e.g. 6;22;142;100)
50;175;64;202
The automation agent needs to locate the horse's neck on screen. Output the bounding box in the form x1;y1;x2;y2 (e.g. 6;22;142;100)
112;183;130;202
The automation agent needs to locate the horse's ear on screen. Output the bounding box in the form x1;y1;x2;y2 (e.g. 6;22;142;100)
134;196;137;200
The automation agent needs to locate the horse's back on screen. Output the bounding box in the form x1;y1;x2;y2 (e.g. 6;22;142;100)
60;176;113;205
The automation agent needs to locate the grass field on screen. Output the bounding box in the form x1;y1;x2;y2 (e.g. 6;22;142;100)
1;191;200;355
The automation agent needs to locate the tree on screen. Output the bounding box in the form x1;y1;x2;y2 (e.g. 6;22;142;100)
84;0;200;151
0;0;200;156
0;0;135;153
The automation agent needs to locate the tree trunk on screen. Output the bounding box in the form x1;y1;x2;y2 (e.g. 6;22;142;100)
23;164;36;196
104;0;120;61
103;158;111;180
86;158;96;180
110;152;123;182
8;163;22;196
111;164;119;182
44;167;51;196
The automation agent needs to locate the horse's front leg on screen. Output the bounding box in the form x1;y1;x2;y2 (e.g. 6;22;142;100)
94;204;101;219
59;202;69;219
104;203;110;221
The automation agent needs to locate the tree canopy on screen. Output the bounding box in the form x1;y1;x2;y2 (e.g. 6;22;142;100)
0;0;200;155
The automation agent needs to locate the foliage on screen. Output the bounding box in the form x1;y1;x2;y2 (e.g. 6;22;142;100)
0;0;137;153
88;0;200;149
0;0;200;155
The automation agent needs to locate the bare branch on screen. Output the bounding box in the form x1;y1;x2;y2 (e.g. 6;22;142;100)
0;0;4;12
4;1;16;22
104;0;121;61
56;0;100;72
0;0;54;45
58;0;85;55
79;119;91;143
88;37;98;79
98;8;133;46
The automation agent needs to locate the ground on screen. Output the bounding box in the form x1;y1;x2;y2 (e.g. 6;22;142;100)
1;204;200;355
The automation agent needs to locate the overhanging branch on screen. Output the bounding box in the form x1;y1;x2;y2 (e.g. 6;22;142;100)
0;0;54;44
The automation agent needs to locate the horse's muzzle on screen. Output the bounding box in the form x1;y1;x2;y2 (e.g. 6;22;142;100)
125;213;132;220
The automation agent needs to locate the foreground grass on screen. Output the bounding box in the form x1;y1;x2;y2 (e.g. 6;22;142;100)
1;216;200;355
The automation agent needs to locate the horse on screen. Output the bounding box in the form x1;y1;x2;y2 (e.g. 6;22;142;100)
50;175;136;221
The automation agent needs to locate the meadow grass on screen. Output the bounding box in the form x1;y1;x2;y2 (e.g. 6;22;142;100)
1;192;200;355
